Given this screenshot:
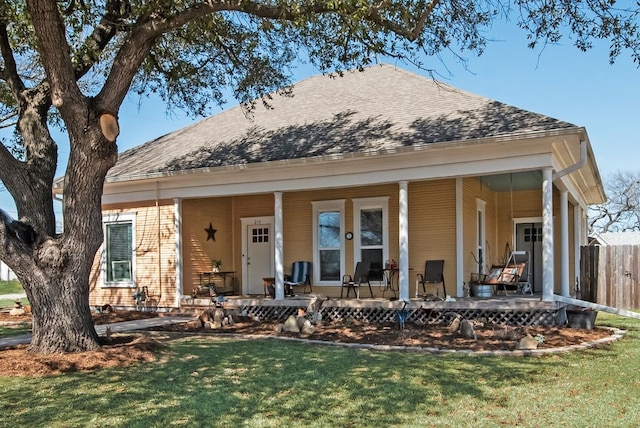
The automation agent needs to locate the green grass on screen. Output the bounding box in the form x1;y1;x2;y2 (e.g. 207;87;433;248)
0;280;27;309
0;280;23;295
0;323;30;338
0;313;639;427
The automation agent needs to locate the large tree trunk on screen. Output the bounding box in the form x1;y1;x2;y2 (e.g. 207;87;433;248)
26;261;100;354
2;103;116;354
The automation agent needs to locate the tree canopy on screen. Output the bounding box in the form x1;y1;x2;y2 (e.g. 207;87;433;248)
0;0;638;354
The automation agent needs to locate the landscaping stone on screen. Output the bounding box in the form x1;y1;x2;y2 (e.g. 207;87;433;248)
516;334;539;350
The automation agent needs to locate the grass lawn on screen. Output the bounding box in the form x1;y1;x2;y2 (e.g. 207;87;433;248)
0;323;30;338
0;281;29;309
0;280;27;309
0;280;23;295
0;313;638;427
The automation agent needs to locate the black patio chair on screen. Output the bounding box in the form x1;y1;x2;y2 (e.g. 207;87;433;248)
416;260;446;297
341;261;374;298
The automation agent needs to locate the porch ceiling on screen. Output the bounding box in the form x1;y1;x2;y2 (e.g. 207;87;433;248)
477;171;542;192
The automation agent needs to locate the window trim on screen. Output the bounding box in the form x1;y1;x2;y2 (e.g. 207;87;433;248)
312;200;345;285
352;197;389;269
101;212;136;288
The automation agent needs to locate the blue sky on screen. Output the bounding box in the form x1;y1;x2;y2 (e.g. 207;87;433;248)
1;20;638;219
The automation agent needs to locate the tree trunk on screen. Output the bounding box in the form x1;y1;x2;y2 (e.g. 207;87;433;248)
27;265;100;354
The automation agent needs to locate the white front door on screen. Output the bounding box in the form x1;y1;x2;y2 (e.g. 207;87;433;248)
516;222;543;293
242;217;274;295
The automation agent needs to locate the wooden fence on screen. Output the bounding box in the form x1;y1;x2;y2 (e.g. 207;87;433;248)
592;245;640;309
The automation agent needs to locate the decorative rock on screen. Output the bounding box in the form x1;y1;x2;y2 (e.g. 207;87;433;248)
275;323;284;333
301;324;316;337
213;308;225;322
448;317;461;333
9;308;25;316
516;334;539;350
283;315;301;333
460;319;477;340
227;315;235;326
296;315;307;330
211;321;222;329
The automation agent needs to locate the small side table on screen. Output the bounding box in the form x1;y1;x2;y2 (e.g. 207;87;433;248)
262;277;275;297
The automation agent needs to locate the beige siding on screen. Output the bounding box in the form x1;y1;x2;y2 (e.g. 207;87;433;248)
408;180;457;295
182;197;234;294
91;200;176;308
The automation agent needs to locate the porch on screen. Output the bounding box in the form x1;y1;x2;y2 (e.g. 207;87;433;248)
180;293;565;327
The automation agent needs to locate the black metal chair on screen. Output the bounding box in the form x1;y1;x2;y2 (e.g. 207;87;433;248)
416;260;446;297
341;261;374;298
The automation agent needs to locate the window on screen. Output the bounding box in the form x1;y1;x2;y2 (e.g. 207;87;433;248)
102;213;136;287
353;197;389;280
476;199;486;274
312;200;345;284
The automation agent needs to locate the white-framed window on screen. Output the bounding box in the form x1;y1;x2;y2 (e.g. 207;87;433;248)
102;212;136;288
312;200;345;285
476;199;486;274
353;197;389;280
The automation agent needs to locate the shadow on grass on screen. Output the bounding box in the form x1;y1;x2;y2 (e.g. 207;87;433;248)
2;333;626;427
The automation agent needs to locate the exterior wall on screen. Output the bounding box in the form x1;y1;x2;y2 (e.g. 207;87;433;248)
462;177;498;281
90;200;176;308
280;184;399;297
408;180;457;296
182;197;235;295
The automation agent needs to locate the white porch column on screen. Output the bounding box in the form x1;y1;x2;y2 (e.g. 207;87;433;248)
399;181;410;302
574;205;582;296
542;168;555;302
274;192;285;300
174;198;183;308
560;190;570;297
456;178;464;296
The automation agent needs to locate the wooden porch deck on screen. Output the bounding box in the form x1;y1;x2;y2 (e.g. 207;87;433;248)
181;293;566;326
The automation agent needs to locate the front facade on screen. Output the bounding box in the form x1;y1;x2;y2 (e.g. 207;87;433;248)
72;65;604;310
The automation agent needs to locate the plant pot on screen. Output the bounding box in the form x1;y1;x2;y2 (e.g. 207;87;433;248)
471;284;492;298
566;309;597;329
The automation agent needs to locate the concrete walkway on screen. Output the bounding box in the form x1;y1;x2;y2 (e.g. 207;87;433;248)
0;293;27;300
0;316;194;349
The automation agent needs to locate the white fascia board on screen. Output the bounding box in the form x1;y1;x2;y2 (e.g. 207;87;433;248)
102;137;557;205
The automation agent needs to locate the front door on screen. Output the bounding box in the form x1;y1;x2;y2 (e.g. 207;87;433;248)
242;217;274;295
515;222;543;293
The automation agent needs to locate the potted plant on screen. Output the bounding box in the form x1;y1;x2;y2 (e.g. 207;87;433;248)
211;259;222;272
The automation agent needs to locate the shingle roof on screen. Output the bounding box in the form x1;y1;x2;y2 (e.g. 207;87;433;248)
108;64;577;179
594;232;640;246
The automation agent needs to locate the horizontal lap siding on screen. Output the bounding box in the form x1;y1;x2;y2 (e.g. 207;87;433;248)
183;198;233;295
409;180;457;292
283;185;398;278
463;178;497;282
90;201;176;308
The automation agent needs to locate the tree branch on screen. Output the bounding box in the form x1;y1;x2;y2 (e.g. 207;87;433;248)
25;0;85;117
96;0;440;111
0;22;26;98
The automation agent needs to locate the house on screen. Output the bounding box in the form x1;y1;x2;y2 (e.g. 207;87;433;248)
62;64;605;310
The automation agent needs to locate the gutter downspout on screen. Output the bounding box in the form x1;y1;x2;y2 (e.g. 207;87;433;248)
555;295;640;320
553;140;587;181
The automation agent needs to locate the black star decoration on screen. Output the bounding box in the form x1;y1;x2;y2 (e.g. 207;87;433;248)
205;222;217;241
